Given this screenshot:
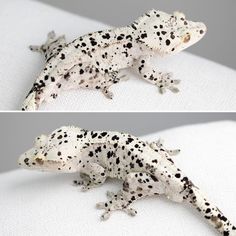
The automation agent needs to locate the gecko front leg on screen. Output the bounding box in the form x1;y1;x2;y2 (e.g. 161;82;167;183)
133;57;180;94
96;172;165;220
73;163;107;191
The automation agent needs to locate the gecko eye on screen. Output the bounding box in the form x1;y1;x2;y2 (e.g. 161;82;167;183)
183;34;191;43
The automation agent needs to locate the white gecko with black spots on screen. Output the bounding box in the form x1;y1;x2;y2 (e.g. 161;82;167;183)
18;126;236;236
21;9;206;110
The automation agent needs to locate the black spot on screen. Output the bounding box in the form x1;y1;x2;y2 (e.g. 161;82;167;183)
57;135;63;139
51;77;55;82
136;159;143;167
91;41;97;46
111;135;119;141
117;35;124;40
141;33;147;39
57;151;61;156
91;133;98;138
223;231;229;236
64;72;70;80
102;33;110;39
88;151;93;157
126;137;134;144
205;208;211;214
80;69;84;74
131;196;136;201
131;24;137;30
60;53;65;60
44;75;49;80
107;151;114;159
126;42;132;49
175;173;181;178
116;157;120;165
166;39;171;46
100;132;107;137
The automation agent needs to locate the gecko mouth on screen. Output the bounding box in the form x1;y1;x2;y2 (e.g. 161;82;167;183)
18;151;64;170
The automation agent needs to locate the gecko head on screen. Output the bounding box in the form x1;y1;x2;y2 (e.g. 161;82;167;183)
134;9;207;56
18;127;81;173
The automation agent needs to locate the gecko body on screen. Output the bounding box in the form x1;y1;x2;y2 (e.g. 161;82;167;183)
18;126;236;236
22;10;206;110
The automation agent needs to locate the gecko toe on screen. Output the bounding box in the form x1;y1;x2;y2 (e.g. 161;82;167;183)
100;211;111;221
124;207;138;217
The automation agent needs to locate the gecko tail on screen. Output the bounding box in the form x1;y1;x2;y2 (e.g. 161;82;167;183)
184;185;236;236
21;91;38;111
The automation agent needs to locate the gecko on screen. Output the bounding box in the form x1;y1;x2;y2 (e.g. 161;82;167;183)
21;9;206;110
18;126;236;236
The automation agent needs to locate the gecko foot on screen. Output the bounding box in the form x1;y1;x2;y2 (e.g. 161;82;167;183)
149;139;180;156
101;87;114;99
29;30;65;54
73;173;104;191
156;72;180;94
96;190;137;220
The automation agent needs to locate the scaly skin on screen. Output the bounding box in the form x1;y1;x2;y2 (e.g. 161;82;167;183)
18;126;236;235
21;9;206;110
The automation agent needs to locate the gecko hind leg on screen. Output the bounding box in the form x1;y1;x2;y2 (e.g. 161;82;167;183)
149;139;180;156
96;172;164;220
29;31;67;62
99;71;127;99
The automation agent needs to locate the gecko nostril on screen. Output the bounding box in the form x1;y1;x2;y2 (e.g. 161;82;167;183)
199;30;204;34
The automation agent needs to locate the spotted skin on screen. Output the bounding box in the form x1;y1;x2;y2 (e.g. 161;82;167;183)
18;126;235;235
21;9;206;110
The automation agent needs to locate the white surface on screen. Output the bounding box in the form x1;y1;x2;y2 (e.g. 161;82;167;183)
0;121;236;236
0;0;236;111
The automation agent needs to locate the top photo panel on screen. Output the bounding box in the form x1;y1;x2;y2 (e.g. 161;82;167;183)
1;0;235;111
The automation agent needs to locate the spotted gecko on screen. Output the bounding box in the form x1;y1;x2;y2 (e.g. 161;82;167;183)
21;9;206;110
18;126;236;235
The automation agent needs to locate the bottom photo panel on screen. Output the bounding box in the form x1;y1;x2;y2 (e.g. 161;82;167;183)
1;113;236;236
